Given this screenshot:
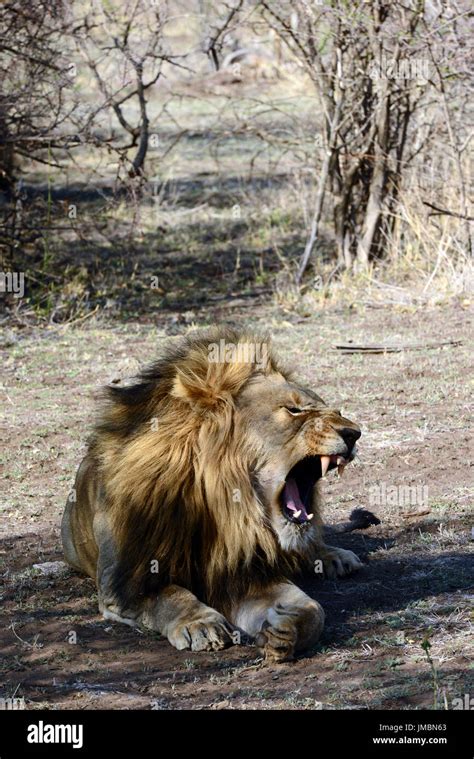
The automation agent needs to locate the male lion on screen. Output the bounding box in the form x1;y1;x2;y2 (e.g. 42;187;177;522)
62;329;362;662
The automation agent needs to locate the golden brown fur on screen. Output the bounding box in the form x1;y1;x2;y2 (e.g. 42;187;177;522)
90;330;304;615
62;328;363;661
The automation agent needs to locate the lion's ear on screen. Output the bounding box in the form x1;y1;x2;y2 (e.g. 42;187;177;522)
170;355;251;410
171;370;229;409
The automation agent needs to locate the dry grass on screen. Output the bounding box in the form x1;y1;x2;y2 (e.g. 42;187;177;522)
0;302;473;710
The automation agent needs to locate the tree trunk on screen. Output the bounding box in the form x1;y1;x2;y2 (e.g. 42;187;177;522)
296;94;343;284
356;81;390;267
129;66;149;177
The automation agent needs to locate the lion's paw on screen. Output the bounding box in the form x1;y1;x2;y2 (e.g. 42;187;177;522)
255;605;298;663
167;612;234;652
323;547;363;579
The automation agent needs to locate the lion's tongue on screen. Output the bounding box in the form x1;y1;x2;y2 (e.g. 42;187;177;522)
283;478;308;519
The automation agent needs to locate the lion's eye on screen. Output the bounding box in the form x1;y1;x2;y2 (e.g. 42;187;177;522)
285;406;304;415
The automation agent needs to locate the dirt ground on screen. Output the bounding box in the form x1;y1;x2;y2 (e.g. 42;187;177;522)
0;300;473;710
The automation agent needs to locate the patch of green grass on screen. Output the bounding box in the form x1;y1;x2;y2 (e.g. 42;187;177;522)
182;659;197;670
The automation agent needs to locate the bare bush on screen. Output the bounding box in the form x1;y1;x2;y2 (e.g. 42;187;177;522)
0;0;471;323
74;0;185;182
259;0;472;278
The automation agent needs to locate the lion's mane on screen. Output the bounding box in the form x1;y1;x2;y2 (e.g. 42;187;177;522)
89;329;313;615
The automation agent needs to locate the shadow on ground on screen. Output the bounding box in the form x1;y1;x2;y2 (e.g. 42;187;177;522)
1;511;472;709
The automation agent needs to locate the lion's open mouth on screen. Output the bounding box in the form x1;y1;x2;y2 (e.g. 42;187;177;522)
280;454;350;525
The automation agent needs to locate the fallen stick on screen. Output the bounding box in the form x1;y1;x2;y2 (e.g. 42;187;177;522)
401;509;431;519
332;339;462;354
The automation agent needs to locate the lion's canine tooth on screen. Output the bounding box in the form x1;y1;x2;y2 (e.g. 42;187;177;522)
293;510;302;518
307;513;314;520
337;463;345;477
320;455;331;477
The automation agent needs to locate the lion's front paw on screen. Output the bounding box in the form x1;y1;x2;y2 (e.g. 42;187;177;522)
167;612;234;652
323;547;363;579
255;605;298;663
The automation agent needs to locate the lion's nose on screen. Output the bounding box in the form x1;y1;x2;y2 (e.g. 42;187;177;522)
340;427;361;449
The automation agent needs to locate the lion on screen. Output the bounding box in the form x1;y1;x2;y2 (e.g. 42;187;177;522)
62;328;362;662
